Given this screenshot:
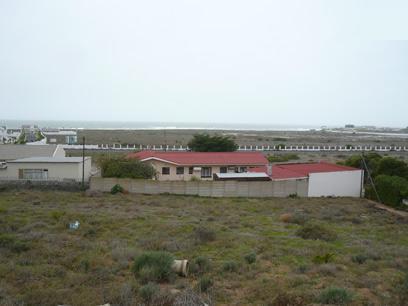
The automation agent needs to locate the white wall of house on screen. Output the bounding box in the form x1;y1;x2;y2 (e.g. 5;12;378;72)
147;160;255;181
0;158;92;181
308;170;363;197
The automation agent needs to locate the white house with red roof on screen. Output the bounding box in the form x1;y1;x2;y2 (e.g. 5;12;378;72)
127;151;363;197
128;151;269;181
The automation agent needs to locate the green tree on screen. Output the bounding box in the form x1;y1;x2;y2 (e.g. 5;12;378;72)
16;131;26;144
373;175;408;207
188;133;238;152
35;131;44;141
377;157;408;179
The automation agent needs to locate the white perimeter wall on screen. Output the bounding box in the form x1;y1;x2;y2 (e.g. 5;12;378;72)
308;170;363;197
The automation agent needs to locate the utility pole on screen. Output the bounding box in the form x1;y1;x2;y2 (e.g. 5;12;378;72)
82;136;85;189
360;153;381;203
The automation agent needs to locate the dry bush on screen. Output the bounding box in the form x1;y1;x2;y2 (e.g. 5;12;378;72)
316;263;338;276
279;213;292;223
271;292;308;306
194;226;216;243
279;212;307;225
295;223;337;241
174;288;211;306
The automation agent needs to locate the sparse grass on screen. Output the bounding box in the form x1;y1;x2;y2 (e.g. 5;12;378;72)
0;191;407;305
316;287;353;305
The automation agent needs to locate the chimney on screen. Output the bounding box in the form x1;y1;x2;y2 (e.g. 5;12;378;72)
266;164;272;176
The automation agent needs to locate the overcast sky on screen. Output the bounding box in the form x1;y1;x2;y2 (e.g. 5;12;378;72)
0;0;407;127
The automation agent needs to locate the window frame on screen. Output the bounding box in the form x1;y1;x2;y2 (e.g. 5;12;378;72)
176;167;184;175
162;167;170;175
220;166;227;173
201;167;212;178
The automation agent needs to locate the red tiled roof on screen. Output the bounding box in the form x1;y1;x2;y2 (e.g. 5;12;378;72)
250;162;360;180
128;150;268;166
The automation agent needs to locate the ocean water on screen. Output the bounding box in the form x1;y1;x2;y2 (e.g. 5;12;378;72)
0;119;324;131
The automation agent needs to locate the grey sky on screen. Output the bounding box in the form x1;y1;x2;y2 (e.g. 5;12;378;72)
0;0;407;127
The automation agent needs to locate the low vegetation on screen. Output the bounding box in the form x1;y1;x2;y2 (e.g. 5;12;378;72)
342;153;408;208
267;153;300;163
98;155;156;179
187;133;238;152
316;287;354;305
0;191;407;305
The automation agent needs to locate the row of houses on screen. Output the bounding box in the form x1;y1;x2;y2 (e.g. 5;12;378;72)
0;144;363;197
128;151;364;197
0;126;78;145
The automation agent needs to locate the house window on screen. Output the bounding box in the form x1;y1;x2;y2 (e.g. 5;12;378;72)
220;167;227;173
189;167;193;174
162;167;170;175
21;169;48;180
235;167;247;173
176;167;184;175
201;167;212;178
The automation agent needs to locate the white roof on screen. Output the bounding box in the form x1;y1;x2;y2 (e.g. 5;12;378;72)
215;172;270;179
0;144;59;160
9;157;90;163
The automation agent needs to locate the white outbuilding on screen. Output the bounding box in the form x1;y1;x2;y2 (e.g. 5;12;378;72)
0;157;92;182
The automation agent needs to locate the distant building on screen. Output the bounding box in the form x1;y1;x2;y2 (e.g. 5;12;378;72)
43;131;77;144
345;124;355;128
0;127;21;144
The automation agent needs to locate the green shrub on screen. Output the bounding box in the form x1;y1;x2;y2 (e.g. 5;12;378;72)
296;223;337;241
138;282;159;303
296;264;309;274
374;175;408;207
222;260;239;273
79;259;90;272
0;234;29;253
189;256;211;275
132;251;174;283
351;254;368;264
244;252;256;264
316;287;353;305
290;212;307;225
111;184;124;195
197;276;213;292
50;210;65;221
99;156;156;179
313;253;335;264
396;272;408;305
194;226;216;243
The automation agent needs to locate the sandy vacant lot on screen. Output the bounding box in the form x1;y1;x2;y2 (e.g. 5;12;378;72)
0;191;407;305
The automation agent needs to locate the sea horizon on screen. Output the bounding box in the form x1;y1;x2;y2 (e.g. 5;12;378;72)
1;119;333;131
